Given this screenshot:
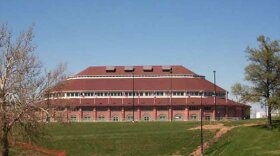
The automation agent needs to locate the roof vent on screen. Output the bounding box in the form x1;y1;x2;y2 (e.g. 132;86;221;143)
143;66;153;72
106;66;116;72
162;66;172;72
124;66;134;72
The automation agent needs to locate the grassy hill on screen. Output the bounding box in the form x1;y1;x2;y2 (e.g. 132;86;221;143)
37;122;214;156
4;119;280;156
205;121;280;156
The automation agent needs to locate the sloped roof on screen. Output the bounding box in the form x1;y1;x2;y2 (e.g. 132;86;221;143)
57;77;225;92
77;65;196;76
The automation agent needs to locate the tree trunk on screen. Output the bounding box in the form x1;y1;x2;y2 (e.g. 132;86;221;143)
1;131;9;156
267;104;273;129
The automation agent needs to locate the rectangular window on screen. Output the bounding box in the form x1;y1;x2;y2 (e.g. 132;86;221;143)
156;92;164;96
204;107;212;111
189;106;200;110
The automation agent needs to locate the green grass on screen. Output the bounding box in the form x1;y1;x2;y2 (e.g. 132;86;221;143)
205;122;280;156
36;122;214;156
6;119;280;156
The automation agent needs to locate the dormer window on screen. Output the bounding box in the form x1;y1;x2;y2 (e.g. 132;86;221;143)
124;66;134;72
106;66;116;72
143;66;153;72
162;66;172;72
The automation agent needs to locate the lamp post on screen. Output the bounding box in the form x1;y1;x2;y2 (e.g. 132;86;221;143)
170;67;173;122
200;91;204;155
132;72;135;122
47;72;51;123
213;70;217;121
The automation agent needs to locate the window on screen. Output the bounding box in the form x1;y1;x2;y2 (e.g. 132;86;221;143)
175;92;184;96
174;106;184;110
159;114;167;121
143;115;150;121
83;115;91;121
127;115;133;121
98;115;105;121
190;114;197;120
204;107;212;111
112;115;119;122
205;115;211;121
175;114;183;120
75;93;80;97
70;115;77;122
156;92;164;96
189;106;200;110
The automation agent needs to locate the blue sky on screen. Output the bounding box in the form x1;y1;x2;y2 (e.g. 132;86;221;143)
1;0;280;99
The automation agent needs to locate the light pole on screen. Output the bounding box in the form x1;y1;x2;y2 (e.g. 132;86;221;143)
47;72;51;123
200;91;204;155
170;67;173;122
213;70;217;121
132;72;135;122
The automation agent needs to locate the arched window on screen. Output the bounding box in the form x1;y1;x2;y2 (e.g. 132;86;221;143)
143;115;150;121
158;114;167;121
70;115;77;122
174;114;183;121
205;115;211;121
112;115;119;122
83;115;91;121
127;114;133;121
190;114;197;120
98;115;105;121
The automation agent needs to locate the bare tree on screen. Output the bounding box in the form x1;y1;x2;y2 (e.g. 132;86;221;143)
0;24;67;156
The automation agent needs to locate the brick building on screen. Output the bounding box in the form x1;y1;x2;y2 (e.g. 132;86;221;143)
48;65;250;122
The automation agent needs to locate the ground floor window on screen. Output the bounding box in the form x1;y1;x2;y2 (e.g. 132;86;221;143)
205;115;211;121
143;115;150;121
190;114;197;120
127;114;133;121
159;114;167;121
174;114;183;120
98;115;105;121
83;115;91;121
112;115;119;121
70;115;77;122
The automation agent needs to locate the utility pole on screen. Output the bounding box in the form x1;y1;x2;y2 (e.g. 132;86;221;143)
213;70;217;121
132;72;135;122
170;67;173;121
47;72;51;122
200;91;204;155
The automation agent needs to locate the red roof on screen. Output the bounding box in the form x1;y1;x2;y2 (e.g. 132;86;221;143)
58;77;225;92
77;65;196;76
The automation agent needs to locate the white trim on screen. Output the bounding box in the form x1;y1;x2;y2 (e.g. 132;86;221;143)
67;74;205;80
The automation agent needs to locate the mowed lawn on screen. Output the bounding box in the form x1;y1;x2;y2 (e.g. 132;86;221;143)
36;122;213;156
206;121;280;156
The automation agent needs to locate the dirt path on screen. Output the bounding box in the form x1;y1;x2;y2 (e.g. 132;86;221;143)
188;122;263;156
15;142;66;156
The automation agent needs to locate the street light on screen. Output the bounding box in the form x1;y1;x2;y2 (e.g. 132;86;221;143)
47;72;51;123
200;90;204;155
213;70;217;121
170;67;173;122
132;72;135;122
